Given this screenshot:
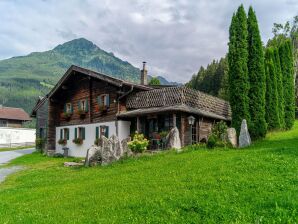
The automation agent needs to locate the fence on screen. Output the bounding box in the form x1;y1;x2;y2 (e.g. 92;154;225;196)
0;127;35;148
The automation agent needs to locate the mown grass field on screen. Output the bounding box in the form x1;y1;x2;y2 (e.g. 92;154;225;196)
0;122;297;223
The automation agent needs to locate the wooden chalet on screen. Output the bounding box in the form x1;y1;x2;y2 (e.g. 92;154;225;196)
32;63;231;157
0;105;31;128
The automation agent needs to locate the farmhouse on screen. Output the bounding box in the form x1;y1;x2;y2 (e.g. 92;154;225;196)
32;64;231;157
0;105;31;128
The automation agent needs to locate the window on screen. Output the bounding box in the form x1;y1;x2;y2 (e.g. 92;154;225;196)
78;99;88;112
64;103;73;113
95;126;109;138
191;122;197;144
74;127;85;140
97;94;110;108
0;119;7;127
59;128;69;140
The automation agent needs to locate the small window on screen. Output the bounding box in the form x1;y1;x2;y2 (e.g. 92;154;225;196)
64;128;69;140
97;94;110;107
78;99;88;112
96;126;109;138
60;128;69;140
75;127;85;140
64;103;73;113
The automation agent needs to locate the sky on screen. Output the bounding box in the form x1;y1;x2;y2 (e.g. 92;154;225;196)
0;0;297;82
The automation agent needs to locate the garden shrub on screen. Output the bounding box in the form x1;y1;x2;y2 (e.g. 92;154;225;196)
207;134;217;149
128;132;149;153
212;121;228;140
35;138;44;151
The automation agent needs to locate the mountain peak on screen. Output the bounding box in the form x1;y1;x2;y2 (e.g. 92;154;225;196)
53;38;98;53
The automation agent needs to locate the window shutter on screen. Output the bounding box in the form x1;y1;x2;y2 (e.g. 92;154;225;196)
74;128;77;139
96;127;99;139
105;126;109;138
82;128;85;140
105;95;110;107
78;101;81;110
70;104;73;114
63;104;66;113
67;129;69;140
60;129;63;139
85;98;89;112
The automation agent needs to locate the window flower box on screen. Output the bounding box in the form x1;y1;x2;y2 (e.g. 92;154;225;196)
77;109;86;118
62;112;72;120
58;139;67;146
73;137;83;145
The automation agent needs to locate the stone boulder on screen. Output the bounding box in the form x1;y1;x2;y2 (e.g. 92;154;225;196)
101;135;123;165
121;137;133;157
85;135;129;166
227;128;237;147
64;162;84;167
166;127;181;150
85;145;101;167
239;119;251;148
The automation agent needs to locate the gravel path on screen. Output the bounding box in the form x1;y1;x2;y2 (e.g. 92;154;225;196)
0;148;35;183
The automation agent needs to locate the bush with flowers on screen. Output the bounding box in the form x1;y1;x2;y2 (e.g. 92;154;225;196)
128;132;149;153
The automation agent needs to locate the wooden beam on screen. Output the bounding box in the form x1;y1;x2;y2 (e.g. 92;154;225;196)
173;113;176;127
137;117;140;132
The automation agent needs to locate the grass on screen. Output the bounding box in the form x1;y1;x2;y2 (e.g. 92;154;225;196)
0;123;297;223
0;145;35;152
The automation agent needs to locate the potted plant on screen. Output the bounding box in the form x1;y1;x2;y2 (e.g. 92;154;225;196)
73;137;83;145
63;112;72;120
159;131;168;143
58;139;67;146
77;109;86;118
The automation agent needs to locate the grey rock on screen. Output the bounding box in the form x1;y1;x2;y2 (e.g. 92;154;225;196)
239;119;251;148
64;162;83;167
85;135;130;166
166;127;181;150
85;145;101;167
121;137;133;157
227;128;237;147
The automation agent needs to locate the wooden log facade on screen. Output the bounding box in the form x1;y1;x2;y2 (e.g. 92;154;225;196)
31;65;231;156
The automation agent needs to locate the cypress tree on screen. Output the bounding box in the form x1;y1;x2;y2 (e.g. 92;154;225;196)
228;5;250;133
247;6;267;139
273;48;285;128
265;48;280;129
279;40;296;129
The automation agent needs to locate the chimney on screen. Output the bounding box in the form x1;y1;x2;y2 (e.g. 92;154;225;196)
140;61;148;85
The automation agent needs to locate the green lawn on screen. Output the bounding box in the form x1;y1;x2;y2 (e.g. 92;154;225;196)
0;145;35;152
0;123;297;223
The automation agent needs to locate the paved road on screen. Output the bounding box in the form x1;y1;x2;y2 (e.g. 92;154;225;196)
0;148;35;165
0;148;35;183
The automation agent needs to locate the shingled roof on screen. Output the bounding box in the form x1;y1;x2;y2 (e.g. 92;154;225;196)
0;106;31;121
119;86;231;121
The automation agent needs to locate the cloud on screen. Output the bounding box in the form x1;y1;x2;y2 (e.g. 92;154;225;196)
0;0;297;82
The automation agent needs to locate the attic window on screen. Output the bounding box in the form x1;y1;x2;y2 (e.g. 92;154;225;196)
78;98;88;112
66;103;72;113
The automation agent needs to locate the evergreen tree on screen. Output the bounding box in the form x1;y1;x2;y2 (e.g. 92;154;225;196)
273;48;285;128
247;6;267;138
265;48;280;129
228;5;250;133
279;40;296;129
148;77;161;85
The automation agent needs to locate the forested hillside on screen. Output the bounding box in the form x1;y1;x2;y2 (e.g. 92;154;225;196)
0;38;174;113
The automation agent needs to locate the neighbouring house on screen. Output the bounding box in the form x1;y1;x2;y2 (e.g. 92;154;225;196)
31;63;231;157
0;105;31;128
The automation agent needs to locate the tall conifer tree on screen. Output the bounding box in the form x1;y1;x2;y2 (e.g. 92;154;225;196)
279;40;296;129
265;48;280;129
273;48;285;128
247;6;267;138
228;5;250;133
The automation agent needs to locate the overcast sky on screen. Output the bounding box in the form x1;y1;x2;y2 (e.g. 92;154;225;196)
0;0;297;82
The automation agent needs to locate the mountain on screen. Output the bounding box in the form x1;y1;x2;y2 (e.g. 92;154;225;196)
0;38;175;113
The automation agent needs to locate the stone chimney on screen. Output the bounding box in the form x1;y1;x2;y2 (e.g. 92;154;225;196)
140;61;148;85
